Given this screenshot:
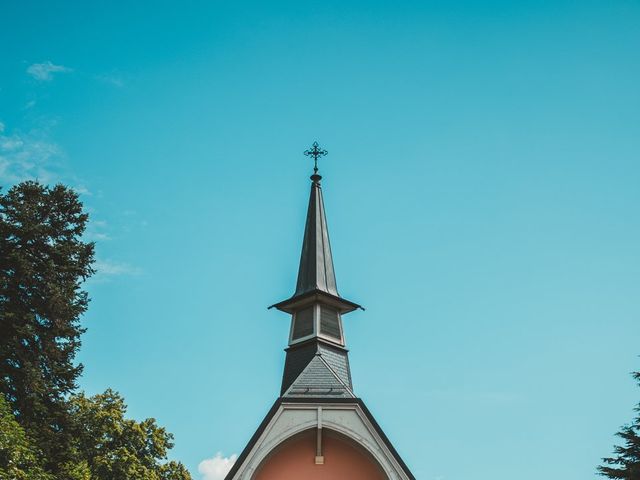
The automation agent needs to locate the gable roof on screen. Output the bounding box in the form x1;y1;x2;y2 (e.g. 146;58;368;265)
223;397;416;480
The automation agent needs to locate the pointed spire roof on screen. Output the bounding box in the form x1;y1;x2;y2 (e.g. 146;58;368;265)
295;173;337;297
270;172;362;314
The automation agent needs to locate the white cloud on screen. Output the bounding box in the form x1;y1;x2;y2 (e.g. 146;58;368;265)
87;232;110;241
95;73;125;87
80;217;113;243
94;259;141;277
0;122;94;195
198;453;237;480
84;219;109;241
74;184;91;195
0;126;62;184
27;61;72;81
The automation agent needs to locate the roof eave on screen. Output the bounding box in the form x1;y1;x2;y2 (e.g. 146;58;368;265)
269;289;363;314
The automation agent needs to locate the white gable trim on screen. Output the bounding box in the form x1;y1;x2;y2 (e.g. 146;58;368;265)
228;402;411;480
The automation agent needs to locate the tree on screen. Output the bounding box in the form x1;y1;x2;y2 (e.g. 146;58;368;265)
0;394;52;480
68;389;191;480
599;371;640;479
0;182;95;471
0;181;191;479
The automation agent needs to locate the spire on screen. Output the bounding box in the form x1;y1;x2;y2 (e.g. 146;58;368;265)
270;142;362;398
270;142;361;314
294;173;338;297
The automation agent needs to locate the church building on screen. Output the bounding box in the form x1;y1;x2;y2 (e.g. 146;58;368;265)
224;143;415;480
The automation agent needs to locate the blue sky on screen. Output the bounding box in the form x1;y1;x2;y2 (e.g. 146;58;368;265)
1;1;639;479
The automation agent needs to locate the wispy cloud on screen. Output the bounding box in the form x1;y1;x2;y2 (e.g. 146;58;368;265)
198;453;237;480
74;184;91;196
89;232;110;241
27;61;72;81
94;259;141;277
94;73;125;88
0;122;93;197
84;220;111;242
0;124;63;184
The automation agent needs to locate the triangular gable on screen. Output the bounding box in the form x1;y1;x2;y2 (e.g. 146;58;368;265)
224;398;415;480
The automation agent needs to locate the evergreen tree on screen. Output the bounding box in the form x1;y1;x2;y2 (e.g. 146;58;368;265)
0;181;94;471
599;371;640;479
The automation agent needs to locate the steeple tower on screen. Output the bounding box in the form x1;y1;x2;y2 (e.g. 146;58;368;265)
270;144;361;398
224;143;414;480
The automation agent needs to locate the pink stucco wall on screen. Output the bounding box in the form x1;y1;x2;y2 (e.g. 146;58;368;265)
254;428;387;480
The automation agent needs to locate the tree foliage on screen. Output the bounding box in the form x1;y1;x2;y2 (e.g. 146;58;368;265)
599;371;640;480
0;181;191;479
0;394;52;480
0;181;94;468
68;390;191;480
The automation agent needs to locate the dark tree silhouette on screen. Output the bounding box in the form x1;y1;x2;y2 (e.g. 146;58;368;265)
599;371;640;479
0;181;94;470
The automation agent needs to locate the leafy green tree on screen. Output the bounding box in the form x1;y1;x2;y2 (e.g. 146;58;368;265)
0;394;52;480
0;181;191;479
0;182;94;471
599;371;640;479
68;389;191;480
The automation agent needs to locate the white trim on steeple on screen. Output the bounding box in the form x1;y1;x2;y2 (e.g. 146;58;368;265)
226;402;412;480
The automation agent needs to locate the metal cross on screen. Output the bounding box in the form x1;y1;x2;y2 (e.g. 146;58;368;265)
304;141;328;174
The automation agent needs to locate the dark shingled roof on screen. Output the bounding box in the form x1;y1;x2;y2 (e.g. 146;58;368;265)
283;353;354;398
295;174;338;297
270;174;362;314
281;339;352;395
275;172;359;400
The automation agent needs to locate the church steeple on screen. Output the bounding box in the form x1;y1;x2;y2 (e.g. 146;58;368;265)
223;143;415;480
269;142;361;398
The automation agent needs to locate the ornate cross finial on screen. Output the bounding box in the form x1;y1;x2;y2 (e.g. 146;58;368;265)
304;141;328;174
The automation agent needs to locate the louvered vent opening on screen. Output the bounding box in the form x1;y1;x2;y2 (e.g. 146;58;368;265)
292;306;314;340
320;305;341;340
